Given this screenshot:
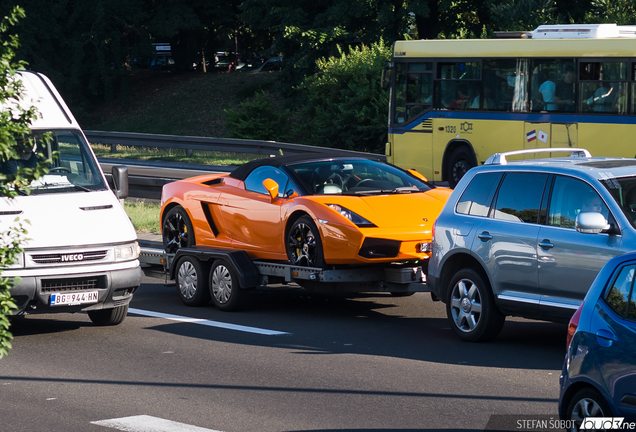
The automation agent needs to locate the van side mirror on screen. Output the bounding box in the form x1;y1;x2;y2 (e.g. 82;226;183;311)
262;178;279;201
112;165;129;199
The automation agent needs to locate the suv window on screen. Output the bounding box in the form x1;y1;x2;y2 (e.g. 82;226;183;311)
493;173;548;223
456;172;502;216
605;264;636;320
548;176;609;229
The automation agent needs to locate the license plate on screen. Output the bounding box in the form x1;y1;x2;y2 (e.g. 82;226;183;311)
50;291;99;306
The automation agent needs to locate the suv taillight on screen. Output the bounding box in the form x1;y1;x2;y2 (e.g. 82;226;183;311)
566;302;584;349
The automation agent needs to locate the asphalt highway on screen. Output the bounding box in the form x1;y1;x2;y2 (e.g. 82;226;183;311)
1;275;568;432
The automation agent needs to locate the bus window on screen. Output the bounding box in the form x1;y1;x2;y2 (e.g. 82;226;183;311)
580;61;627;113
530;59;576;112
393;62;432;124
435;61;480;110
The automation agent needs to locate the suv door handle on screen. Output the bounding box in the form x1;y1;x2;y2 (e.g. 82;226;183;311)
478;232;493;241
538;240;554;249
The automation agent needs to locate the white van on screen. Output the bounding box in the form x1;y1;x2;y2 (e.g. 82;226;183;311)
0;71;142;325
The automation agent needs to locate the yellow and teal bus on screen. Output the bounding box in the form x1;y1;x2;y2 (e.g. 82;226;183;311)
384;24;636;187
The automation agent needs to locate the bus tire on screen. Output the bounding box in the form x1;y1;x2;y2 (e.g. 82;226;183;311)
447;147;475;188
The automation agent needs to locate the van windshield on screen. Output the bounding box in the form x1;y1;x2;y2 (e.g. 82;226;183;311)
601;175;636;228
0;130;107;194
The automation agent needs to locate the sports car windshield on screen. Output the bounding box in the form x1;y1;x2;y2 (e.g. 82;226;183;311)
288;159;432;196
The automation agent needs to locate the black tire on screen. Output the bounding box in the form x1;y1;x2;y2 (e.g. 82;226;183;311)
390;292;416;297
88;304;128;326
286;215;326;268
175;256;210;306
209;259;244;311
566;388;612;430
163;206;195;253
446;268;505;342
447;147;475;188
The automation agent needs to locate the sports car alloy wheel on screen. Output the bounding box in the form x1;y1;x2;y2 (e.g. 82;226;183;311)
163;207;194;253
287;216;325;268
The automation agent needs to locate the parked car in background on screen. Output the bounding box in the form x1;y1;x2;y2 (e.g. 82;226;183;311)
428;148;636;342
255;56;282;72
559;252;636;425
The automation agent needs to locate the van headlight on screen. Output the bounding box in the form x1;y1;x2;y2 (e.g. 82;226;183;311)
115;242;140;261
1;252;24;269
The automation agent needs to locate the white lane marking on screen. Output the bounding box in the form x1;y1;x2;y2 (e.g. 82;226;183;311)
91;415;223;432
128;308;291;336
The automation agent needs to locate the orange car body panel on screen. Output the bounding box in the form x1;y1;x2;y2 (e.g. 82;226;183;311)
161;172;452;265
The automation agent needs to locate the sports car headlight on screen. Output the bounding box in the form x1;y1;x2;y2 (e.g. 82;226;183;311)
327;204;376;227
115;242;141;261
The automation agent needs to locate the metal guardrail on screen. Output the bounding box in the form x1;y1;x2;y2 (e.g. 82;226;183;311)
85;130;387;160
88;131;386;200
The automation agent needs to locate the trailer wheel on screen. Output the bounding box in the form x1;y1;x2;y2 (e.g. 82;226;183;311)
286;216;325;268
209;259;244;311
88;304;128;326
175;256;210;306
163;206;195;253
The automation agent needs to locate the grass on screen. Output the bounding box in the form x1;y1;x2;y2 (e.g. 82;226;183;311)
84;70;281;138
124;200;161;234
91;143;260;166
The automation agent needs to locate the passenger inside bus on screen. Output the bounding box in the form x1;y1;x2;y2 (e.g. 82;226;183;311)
586;82;614;112
447;84;470;109
555;66;575;111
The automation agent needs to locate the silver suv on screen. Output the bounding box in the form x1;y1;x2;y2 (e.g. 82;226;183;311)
428;148;636;342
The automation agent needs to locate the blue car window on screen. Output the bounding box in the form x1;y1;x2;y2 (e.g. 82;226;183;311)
605;264;636;318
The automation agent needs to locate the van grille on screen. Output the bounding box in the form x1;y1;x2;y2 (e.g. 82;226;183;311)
31;250;108;264
41;276;106;293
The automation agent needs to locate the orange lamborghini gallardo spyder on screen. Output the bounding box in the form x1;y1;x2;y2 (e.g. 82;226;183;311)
160;155;451;268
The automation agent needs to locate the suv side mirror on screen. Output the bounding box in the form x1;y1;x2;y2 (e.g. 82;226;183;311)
112;165;129;199
576;212;610;234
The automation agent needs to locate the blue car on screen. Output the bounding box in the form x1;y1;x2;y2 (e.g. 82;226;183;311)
559;252;636;426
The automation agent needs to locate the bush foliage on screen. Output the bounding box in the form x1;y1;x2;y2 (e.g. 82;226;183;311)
297;41;391;154
225;91;292;143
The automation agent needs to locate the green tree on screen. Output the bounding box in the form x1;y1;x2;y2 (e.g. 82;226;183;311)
297;41;391;153
0;6;51;358
585;0;636;24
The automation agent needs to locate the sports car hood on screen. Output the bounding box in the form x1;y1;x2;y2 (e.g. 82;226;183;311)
0;190;137;249
315;188;452;229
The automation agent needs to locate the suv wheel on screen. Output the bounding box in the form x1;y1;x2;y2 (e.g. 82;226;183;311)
446;268;505;342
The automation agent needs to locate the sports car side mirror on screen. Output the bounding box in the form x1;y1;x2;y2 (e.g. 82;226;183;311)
407;169;428;182
262;178;279;201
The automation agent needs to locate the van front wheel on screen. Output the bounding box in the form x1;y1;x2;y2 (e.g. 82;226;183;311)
88;304;128;326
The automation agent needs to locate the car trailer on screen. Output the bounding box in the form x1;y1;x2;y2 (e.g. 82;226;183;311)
139;245;430;311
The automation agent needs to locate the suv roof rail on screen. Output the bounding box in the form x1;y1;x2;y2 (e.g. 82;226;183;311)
484;148;592;165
